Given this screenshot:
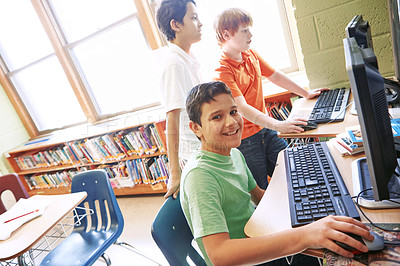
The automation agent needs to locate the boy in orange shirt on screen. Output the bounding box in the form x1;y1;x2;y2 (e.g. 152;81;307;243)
214;8;327;189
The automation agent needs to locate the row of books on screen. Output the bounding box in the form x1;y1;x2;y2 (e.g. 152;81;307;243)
265;101;292;121
333;119;400;156
100;154;169;187
23;154;169;190
14;123;165;170
24;167;91;190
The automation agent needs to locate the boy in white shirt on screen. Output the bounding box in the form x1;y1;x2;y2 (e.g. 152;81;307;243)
156;0;203;198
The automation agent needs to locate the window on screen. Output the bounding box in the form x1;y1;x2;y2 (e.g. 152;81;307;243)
0;0;162;135
0;1;86;132
0;0;302;137
191;0;301;80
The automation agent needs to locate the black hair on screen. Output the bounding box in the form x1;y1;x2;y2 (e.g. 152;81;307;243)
156;0;196;41
186;81;233;126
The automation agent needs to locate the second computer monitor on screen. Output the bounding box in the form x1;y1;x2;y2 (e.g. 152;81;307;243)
346;15;374;50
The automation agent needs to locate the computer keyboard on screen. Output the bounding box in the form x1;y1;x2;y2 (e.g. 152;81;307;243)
284;142;360;227
308;87;351;124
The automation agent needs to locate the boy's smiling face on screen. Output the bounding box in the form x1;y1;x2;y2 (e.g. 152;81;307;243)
190;93;243;156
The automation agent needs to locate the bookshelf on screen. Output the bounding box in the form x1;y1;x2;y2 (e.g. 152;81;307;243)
264;91;297;121
4;120;169;196
264;91;321;146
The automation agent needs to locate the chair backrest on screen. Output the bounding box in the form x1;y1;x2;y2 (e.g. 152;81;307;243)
0;173;30;214
151;196;206;266
71;169;124;236
39;170;124;266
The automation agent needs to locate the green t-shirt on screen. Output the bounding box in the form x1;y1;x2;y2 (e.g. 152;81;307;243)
180;148;257;265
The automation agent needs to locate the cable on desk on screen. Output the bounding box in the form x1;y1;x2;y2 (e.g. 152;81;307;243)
324;101;354;125
352;188;400;242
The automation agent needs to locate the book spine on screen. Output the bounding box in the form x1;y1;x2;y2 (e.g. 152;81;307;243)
113;134;130;156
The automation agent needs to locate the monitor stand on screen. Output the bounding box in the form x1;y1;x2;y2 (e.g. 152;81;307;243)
351;157;400;209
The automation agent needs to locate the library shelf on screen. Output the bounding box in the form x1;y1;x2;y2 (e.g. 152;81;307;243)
264;91;297;121
4;120;169;197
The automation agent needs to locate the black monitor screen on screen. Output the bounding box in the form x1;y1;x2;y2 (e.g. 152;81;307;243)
343;37;398;201
346;15;373;50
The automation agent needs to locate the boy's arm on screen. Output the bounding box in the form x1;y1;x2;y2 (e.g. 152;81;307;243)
201;216;372;266
267;70;328;99
249;186;264;205
165;109;181;199
234;95;307;134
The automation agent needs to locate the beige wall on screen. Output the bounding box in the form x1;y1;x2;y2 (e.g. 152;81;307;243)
292;0;394;88
0;85;29;174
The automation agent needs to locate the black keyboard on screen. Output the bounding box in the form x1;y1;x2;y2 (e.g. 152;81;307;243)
308;87;351;124
284;142;360;227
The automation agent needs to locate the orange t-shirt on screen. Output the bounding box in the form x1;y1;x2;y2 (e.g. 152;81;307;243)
215;49;275;139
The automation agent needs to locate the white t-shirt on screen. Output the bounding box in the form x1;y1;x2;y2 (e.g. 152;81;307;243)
158;43;202;160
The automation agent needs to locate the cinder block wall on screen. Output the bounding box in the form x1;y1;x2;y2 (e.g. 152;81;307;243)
0;88;29;174
292;0;394;88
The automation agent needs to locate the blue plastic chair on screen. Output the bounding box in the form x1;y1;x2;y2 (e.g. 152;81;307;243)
151;196;206;266
40;169;124;266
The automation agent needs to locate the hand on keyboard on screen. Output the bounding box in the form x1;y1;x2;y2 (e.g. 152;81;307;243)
305;87;330;100
300;216;373;258
274;117;308;133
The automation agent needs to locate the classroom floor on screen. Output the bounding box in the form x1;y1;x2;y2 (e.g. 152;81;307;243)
7;194;169;266
92;194;168;266
2;194;170;266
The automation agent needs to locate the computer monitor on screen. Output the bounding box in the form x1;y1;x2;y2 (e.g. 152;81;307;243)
346;15;373;50
343;37;400;209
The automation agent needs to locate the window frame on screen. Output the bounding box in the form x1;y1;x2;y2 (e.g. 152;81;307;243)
0;0;302;138
0;0;163;138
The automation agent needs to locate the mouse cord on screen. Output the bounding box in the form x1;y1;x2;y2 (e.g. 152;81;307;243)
324;101;354;125
352;188;400;245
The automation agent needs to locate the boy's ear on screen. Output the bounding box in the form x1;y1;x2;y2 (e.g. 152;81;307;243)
189;121;202;139
222;30;231;41
170;19;181;32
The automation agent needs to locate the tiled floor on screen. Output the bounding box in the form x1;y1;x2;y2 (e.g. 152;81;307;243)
1;194;169;266
92;194;169;266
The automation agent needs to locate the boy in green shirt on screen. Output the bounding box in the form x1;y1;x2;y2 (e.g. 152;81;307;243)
180;81;373;265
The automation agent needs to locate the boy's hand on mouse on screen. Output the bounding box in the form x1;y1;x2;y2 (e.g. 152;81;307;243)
274;118;308;133
305;88;330;99
299;216;373;258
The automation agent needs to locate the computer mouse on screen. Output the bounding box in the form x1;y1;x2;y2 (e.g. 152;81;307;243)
335;232;385;254
297;121;318;131
362;230;385;251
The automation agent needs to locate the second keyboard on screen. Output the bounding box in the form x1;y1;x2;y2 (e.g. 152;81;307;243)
308;87;351;124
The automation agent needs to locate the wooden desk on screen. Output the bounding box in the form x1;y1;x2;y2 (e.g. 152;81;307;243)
279;94;359;138
244;140;400;257
0;192;87;261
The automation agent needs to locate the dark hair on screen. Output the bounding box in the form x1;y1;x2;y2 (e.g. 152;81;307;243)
186;81;233;126
156;0;196;41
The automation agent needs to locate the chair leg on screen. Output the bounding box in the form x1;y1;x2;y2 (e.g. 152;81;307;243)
114;241;162;266
101;253;111;266
17;250;34;266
